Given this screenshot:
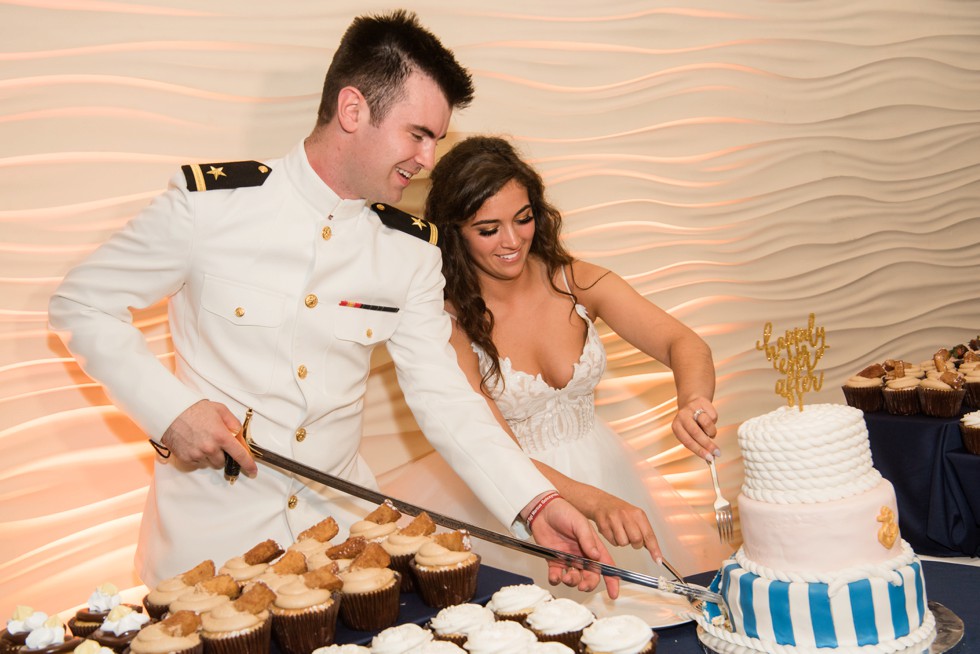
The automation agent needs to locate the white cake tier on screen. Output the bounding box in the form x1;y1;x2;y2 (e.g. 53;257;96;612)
739;478;902;574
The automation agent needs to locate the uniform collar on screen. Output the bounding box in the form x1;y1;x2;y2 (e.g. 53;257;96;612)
284;140;367;222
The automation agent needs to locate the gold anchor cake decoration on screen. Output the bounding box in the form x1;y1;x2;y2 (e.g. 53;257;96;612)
755;313;829;410
876;506;899;549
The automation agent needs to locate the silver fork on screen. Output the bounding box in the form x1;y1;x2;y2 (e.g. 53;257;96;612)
708;458;734;543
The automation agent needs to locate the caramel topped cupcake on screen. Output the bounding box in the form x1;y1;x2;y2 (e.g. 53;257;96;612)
270;567;343;654
841;364;885;413
918;371;966;417
382;512;436;592
961;366;980;408
200;582;275;654
883;364;921;416
338;543;400;632
127;610;201;654
143;561;215;620
219;540;283;586
348;501;401;544
89;605;150;653
249;551;308;594
168;575;239;616
409;531;480;609
288;517;340;560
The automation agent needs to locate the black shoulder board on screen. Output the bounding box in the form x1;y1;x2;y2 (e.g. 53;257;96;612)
181;161;272;192
373;202;438;245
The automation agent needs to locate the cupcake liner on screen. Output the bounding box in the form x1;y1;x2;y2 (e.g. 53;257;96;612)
964;382;980;409
339;573;401;632
431;633;468;648
409;555;480;609
0;631;28;654
142;595;170;621
202;615;272;654
272;595;341;654
883;388;920;416
67;617;102;639
842;385;883;413
388;553;417;593
534;628;585;651
961;425;980;456
917;387;965;418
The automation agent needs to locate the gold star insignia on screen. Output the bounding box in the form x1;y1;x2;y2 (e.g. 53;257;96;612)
207;166;226;180
411;217;426;230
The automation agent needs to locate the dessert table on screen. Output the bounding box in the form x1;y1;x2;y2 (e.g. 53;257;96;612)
864;410;980;557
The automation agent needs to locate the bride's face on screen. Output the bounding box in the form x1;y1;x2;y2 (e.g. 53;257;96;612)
459;179;536;282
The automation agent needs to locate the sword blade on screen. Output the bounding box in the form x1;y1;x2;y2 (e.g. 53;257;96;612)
246;440;723;606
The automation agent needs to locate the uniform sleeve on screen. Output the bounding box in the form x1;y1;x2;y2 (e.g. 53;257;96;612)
48;172;205;438
384;245;552;535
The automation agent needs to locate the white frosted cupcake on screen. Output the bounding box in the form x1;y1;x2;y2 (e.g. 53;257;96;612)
485;584;553;625
428;603;495;647
961;410;980;455
311;646;370;654
523;644;576;654
526;597;595;650
417;642;465;654
463;620;537;654
581;615;657;654
370;623;433;654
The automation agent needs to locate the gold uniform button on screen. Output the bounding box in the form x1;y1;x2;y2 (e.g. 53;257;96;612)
234;307;245;318
322;226;332;241
287;495;298;509
295;428;307;442
297;365;308;379
305;294;318;308
366;328;373;338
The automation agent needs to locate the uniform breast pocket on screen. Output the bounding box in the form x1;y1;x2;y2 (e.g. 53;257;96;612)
196;275;286;394
334;305;400;347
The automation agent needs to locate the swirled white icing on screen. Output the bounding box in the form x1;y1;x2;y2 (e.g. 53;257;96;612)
100;605;150;635
738;404;881;504
580;615;652;654
370;623;432;654
526;597;594;635
428;603;495;637
962;410;980;428
486;584;552;615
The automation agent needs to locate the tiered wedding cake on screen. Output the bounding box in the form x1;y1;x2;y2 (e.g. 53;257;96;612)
697;404;936;654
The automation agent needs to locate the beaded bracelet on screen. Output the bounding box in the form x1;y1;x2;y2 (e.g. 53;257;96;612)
525;491;562;531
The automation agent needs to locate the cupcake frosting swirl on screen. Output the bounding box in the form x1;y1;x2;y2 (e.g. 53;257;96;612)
311;646;370;654
338;567;395;594
921;377;957;390
218;556;269;581
526;597;595;634
486;584;552;614
24;616;66;649
168;587;230;614
86;584;121;613
128;623;200;654
273;578;332;610
348;520;398;541
844;375;882;388
413;541;476;568
370;623;433;654
580;615;652;654
201;602;266;633
145;577;190;606
381;533;432;557
464;621;537;654
962;410;980;428
429;603;495;637
417;642;466;654
885;376;919;390
7;606;47;635
100;606;150;636
288;537;331;558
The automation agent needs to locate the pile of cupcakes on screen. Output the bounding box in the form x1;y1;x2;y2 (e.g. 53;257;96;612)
842;337;980;418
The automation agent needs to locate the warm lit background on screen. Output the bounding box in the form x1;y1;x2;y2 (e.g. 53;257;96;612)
2;0;979;618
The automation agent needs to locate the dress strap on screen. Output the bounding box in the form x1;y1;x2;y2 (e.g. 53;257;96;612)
560;265;572;294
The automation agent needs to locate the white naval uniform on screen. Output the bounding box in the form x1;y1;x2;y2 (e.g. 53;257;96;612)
49;141;552;587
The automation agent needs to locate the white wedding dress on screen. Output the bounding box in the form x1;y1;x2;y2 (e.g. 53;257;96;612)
379;289;729;600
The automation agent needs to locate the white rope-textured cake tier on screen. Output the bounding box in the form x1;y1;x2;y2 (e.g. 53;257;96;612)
739;404;881;504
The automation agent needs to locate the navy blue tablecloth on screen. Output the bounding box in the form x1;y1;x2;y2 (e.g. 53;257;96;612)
864;410;980;557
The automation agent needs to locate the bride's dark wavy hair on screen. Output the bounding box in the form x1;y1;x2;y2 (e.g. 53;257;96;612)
424;136;575;392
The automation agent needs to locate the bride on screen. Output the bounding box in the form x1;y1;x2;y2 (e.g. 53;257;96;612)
380;136;730;598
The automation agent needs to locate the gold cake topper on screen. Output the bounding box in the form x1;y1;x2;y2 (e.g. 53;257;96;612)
755;313;828;410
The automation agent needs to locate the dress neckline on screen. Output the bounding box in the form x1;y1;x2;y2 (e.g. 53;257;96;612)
496;303;594;393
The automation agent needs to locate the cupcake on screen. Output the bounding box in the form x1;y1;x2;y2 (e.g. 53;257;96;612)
962;368;980;408
143;560;216;620
3;607;49;654
337;543;401;632
349;502;401;545
200;582;275;654
168;576;240;617
18;615;83;653
72;641;114;654
370;623;433;654
381;512;436;592
410;531;480;610
68;584;133;639
462;621;537;654
288;518;340;561
485;584;553;625
580;615;657;654
525;597;595;650
523;644;576;654
322;537;368;576
882;376;920;415
310;646;368;654
961;410;980;455
249;551;308;594
127;610;202;654
218;540;284;587
428;604;494;647
270;567;343;654
841;364;885;413
88;606;150;653
416;643;465;654
918;372;966;417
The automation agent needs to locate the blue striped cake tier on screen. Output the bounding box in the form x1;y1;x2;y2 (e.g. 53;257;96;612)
697;543;936;654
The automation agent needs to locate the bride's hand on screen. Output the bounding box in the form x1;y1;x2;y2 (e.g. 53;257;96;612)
589;491;662;563
673;398;720;461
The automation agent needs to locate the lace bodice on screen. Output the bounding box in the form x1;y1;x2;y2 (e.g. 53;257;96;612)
471;303;606;454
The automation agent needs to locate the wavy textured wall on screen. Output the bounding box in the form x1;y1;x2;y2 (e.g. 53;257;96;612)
2;0;979;617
